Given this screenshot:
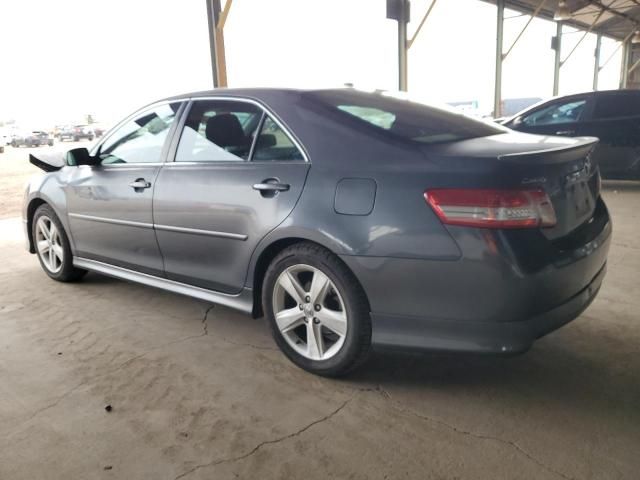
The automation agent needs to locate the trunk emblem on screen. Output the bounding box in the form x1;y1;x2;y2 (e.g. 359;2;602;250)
521;177;547;185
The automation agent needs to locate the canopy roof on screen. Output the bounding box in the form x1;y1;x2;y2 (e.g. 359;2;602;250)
483;0;640;40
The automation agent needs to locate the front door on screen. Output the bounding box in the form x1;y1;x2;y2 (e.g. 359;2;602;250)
65;102;182;275
153;99;309;294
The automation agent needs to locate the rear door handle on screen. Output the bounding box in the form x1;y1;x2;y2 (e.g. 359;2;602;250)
129;178;152;190
252;182;290;192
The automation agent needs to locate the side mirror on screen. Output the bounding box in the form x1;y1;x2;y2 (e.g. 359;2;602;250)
511;116;523;127
66;147;99;167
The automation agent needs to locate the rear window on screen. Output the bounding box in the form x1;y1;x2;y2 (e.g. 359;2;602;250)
593;94;640;119
305;90;504;144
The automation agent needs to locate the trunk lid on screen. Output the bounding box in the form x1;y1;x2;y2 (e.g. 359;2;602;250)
421;132;600;239
496;137;599;239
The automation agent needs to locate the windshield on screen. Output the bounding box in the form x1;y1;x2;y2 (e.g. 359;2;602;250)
304;89;505;145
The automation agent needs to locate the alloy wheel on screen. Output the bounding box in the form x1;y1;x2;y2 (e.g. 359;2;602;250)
35;216;64;274
272;264;348;361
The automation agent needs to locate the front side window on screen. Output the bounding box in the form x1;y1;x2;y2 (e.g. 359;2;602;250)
176;100;262;162
99;103;181;164
252;116;304;161
522;99;586;126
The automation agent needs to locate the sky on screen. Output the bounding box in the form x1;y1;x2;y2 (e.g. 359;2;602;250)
0;0;623;128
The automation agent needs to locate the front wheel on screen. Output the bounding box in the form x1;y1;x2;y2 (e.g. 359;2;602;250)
263;243;371;376
33;204;86;282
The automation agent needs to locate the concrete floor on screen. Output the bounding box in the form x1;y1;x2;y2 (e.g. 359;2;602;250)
0;183;638;480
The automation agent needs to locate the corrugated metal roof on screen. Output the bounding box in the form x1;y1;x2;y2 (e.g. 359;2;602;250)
483;0;640;40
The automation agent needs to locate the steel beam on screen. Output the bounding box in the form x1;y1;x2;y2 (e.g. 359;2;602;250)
593;33;601;90
206;0;219;88
553;22;563;96
599;30;634;72
502;0;547;60
560;8;605;67
620;39;630;88
494;0;504;118
397;0;409;91
407;0;438;49
628;56;640;75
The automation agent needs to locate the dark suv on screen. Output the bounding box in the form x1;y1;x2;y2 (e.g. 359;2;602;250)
502;90;640;180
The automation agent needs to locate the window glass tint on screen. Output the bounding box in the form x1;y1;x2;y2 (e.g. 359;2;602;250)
176;100;262;162
522;99;586;126
252;116;304;161
593;94;640;119
305;90;504;145
99;103;180;164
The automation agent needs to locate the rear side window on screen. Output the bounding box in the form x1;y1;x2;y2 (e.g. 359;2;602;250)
176;100;262;162
593;94;640;119
522;99;586;126
305;90;504;145
252;116;304;161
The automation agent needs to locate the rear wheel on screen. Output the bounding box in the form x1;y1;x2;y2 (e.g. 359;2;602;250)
33;204;86;282
263;243;371;376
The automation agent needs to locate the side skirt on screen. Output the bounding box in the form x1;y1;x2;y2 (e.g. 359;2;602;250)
73;257;254;313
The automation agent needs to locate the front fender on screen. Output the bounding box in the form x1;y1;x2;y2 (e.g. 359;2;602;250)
23;169;74;254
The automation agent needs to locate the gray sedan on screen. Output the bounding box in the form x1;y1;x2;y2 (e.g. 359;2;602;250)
23;88;611;376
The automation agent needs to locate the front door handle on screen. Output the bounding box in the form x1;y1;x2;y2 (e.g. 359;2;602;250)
555;130;575;136
129;178;152;191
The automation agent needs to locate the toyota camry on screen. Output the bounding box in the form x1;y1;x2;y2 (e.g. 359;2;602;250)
23;88;611;376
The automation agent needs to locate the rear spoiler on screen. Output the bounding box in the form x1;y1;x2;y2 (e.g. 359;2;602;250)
29;153;65;172
498;137;598;165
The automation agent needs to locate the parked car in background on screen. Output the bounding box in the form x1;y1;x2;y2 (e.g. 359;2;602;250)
58;125;94;142
0;129;10;152
24;88;610;376
502;90;640;179
11;130;53;147
91;124;106;138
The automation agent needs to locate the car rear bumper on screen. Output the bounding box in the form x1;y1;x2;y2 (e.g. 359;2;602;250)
340;198;611;354
368;262;606;354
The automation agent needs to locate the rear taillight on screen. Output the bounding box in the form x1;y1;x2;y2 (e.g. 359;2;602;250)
424;189;557;229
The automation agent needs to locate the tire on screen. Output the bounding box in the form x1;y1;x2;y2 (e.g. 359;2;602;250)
32;204;87;282
263;242;371;376
73;136;79;142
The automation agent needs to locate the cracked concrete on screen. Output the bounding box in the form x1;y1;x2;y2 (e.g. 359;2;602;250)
173;398;353;480
0;181;639;480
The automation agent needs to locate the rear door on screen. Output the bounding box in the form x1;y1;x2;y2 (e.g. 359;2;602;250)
153;98;310;294
510;95;592;137
66;102;182;275
576;92;640;179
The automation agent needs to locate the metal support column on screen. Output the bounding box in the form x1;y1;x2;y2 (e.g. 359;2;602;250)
206;0;229;88
593;34;602;90
552;22;563;96
398;0;409;91
494;0;504;118
620;39;630;88
206;0;219;87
